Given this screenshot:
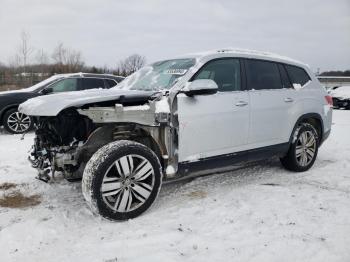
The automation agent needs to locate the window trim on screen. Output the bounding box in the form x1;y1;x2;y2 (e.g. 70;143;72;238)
189;57;244;93
277;64;293;89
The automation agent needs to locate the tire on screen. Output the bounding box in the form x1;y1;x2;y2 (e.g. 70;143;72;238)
3;108;33;134
82;140;163;221
280;123;319;172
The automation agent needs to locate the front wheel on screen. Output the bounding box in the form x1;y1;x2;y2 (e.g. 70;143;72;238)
82;140;163;221
280;123;319;172
3;108;33;134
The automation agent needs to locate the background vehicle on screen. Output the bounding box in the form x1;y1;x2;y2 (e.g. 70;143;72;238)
329;86;350;109
0;73;124;134
19;49;332;221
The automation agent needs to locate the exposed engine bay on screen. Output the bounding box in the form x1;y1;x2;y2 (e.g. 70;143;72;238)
28;94;174;182
29;109;94;182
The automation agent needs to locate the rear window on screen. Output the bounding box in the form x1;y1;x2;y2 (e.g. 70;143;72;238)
245;59;282;90
285;65;311;86
81;78;105;90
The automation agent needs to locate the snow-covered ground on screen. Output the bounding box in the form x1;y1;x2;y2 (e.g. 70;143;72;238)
0;110;349;262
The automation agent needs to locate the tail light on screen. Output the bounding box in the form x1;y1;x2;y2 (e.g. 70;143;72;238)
325;95;333;107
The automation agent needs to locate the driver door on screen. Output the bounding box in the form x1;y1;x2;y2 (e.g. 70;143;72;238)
177;58;250;163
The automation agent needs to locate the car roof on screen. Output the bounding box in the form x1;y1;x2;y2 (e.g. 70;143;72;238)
174;48;308;69
55;73;124;81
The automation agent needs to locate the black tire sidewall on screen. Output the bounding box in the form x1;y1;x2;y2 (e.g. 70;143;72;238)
90;142;162;221
3;108;33;134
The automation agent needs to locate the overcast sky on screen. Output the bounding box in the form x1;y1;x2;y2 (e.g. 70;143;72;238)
0;0;349;71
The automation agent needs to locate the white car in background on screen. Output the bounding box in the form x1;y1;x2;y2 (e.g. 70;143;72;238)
19;49;333;221
329;86;350;109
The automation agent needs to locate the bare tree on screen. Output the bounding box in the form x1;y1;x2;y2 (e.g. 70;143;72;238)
35;48;49;76
52;42;66;65
36;48;49;65
52;42;84;73
117;54;146;76
8;54;21;69
18;30;34;74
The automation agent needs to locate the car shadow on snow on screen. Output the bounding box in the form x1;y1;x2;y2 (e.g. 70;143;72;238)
159;158;290;198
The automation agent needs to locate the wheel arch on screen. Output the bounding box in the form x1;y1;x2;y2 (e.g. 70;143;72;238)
78;124;166;169
289;113;324;144
0;104;19;124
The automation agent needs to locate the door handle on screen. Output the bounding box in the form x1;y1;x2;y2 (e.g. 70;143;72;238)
284;97;294;103
235;101;248;107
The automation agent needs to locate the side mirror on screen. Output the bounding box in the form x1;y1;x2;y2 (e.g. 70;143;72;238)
41;87;53;95
183;79;218;96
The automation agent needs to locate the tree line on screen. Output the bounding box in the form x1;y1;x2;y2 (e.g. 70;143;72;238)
0;31;146;91
319;70;350;77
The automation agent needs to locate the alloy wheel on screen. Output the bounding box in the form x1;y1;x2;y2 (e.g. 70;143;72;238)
295;130;317;167
7;111;32;133
101;154;155;213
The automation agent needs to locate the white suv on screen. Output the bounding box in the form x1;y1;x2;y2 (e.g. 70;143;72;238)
19;49;333;221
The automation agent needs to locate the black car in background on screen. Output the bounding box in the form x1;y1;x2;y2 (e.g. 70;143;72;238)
0;73;124;134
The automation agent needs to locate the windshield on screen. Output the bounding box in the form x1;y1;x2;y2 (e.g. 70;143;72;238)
119;58;196;91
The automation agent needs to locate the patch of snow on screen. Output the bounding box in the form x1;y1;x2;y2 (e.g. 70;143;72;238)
123;105;150;111
183;154;201;162
19;89;153;116
179;48;308;67
1;111;350;261
165;165;176;175
155;97;170;113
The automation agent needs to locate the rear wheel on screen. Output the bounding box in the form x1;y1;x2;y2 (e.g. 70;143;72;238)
82;140;163;221
280;123;319;172
3;108;33;134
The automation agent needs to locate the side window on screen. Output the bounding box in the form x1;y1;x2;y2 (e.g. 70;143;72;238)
50;78;78;93
81;78;105;90
278;64;292;88
106;79;118;88
285;65;311;86
193;59;241;92
245;60;282;90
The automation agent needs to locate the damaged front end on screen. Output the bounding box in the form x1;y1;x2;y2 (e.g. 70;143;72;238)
28;109;94;182
28;94;176;182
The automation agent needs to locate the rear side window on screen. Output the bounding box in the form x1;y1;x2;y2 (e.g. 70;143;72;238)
193;58;241;92
81;78;105;90
285;65;311;86
245;60;282;90
106;79;118;88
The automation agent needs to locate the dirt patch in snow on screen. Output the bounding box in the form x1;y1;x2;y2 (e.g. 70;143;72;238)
187;190;207;199
0;191;41;208
0;182;17;190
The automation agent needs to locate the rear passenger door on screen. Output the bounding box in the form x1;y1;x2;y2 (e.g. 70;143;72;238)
245;59;299;147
